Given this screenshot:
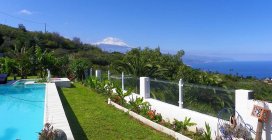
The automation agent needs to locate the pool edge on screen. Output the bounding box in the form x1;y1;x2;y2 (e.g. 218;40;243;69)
44;83;74;140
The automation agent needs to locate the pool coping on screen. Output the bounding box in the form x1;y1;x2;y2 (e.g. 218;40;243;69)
44;83;74;140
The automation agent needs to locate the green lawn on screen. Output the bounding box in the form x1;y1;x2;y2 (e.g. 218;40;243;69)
59;83;173;140
7;76;38;80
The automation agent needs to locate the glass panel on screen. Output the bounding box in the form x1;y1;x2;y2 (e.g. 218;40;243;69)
124;76;140;94
110;74;122;88
183;83;235;118
150;79;179;106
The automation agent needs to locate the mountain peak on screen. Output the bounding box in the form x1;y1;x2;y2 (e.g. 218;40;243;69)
95;37;129;47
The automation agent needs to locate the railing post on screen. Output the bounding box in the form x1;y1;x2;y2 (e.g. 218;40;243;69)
84;69;88;79
108;70;110;81
122;72;124;90
95;70;101;80
179;79;184;108
140;77;150;99
90;68;92;77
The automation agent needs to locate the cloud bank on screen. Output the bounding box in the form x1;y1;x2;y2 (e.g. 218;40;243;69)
19;9;32;15
95;37;129;47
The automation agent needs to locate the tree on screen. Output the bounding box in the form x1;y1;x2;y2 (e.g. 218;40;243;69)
69;59;89;81
0;57;17;75
72;37;82;48
0;33;3;45
113;48;165;78
34;46;55;78
53;55;70;77
18;24;26;32
11;47;31;79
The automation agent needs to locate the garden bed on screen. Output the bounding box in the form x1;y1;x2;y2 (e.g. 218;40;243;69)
108;98;192;140
83;77;213;140
59;83;173;140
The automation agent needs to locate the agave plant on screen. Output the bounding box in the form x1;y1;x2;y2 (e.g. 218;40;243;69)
202;122;212;140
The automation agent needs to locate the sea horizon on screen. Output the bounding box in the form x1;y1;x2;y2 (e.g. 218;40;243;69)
186;61;272;79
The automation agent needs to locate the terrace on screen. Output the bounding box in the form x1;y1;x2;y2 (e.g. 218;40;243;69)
83;69;272;140
1;70;271;140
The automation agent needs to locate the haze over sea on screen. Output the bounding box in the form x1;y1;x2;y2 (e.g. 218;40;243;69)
187;61;272;79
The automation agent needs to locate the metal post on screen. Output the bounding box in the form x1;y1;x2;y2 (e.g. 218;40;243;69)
179;79;184;108
122;72;124;90
108;70;110;80
90;68;92;77
96;70;101;80
84;70;88;79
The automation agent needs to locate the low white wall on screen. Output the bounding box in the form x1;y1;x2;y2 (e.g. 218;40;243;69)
125;93;219;139
147;99;219;138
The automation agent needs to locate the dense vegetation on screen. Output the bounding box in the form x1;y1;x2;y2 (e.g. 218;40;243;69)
0;23;271;115
0;24;123;78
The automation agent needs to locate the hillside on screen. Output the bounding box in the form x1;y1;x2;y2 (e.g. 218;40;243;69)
0;24;271;102
0;24;123;67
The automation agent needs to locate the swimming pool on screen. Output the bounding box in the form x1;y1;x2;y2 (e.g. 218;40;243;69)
0;81;45;140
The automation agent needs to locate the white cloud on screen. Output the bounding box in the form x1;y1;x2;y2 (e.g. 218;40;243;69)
95;37;129;47
19;9;32;15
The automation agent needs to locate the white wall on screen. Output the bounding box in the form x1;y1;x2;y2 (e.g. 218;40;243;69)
125;93;219;139
236;90;272;140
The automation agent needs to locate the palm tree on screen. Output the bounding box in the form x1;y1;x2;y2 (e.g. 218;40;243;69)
113;48;166;78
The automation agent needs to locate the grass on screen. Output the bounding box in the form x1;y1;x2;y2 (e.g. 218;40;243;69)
7;75;38;80
59;83;173;140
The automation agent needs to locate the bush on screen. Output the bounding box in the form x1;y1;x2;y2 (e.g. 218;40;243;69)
172;117;196;132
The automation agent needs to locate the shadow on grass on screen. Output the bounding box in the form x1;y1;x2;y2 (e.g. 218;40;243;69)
57;87;88;140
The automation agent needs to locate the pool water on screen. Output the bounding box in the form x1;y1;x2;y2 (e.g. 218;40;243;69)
0;82;45;140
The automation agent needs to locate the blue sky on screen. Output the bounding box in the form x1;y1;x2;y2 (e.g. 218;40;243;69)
0;0;272;61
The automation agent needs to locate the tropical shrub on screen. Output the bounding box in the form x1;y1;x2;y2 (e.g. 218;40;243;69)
172;117;196;132
84;77;114;94
202;122;212;140
69;59;89;81
104;80;115;96
0;57;17;75
146;110;162;123
128;97;146;113
111;86;132;105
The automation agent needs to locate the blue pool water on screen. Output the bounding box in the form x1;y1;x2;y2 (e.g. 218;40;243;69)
0;81;45;140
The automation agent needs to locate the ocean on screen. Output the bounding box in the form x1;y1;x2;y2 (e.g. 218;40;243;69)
187;61;272;79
